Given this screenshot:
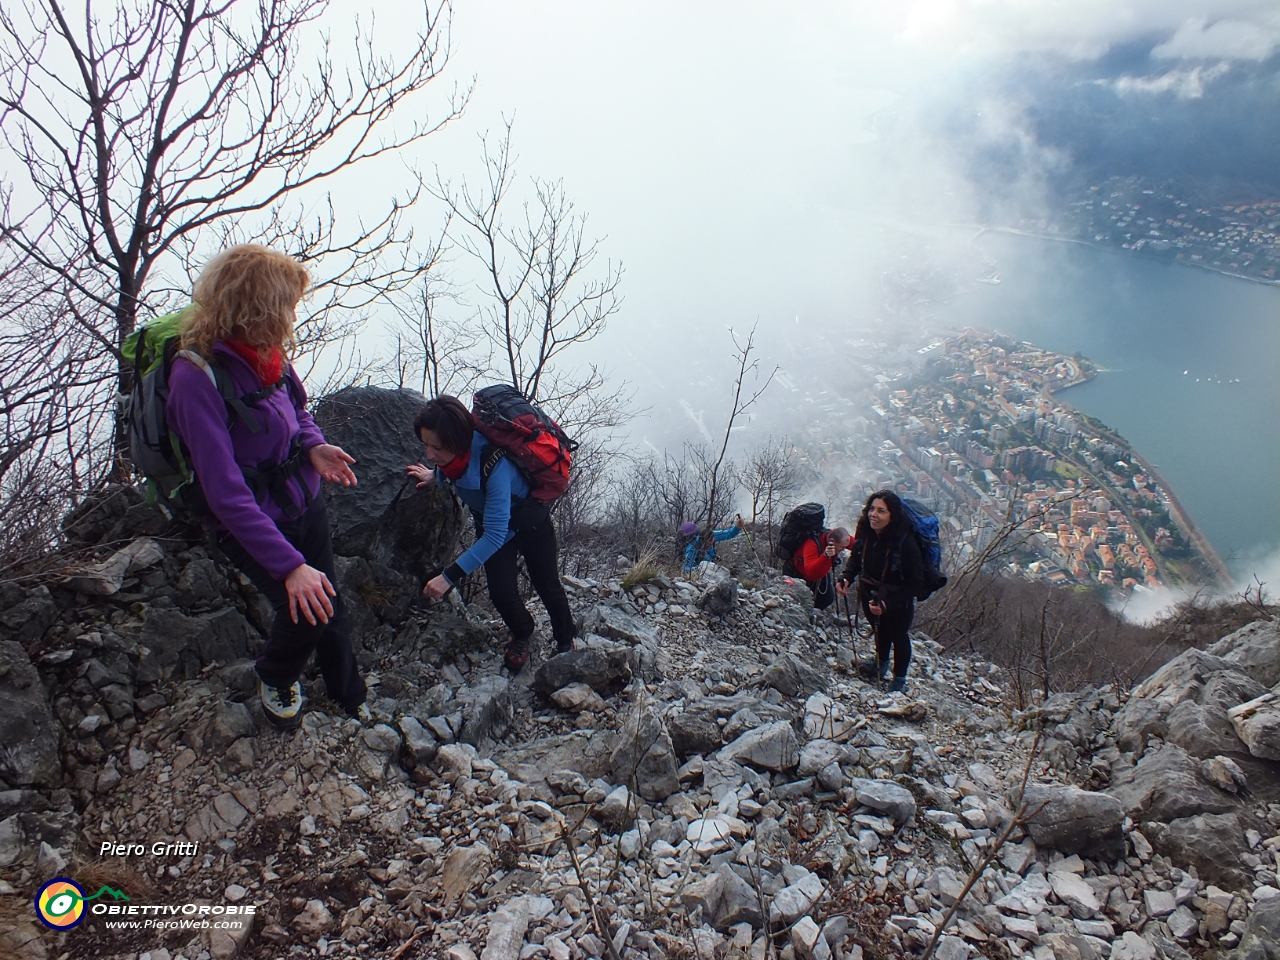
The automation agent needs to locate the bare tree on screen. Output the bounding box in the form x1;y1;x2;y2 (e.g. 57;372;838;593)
699;323;775;546
740;435;800;533
432;122;628;434
0;0;466;481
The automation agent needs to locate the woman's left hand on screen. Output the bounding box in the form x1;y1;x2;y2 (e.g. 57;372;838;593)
310;444;357;486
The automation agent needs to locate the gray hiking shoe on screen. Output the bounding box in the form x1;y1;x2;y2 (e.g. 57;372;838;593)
260;680;304;727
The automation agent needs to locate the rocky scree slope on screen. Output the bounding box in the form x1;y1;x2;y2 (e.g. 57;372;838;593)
2;527;1280;960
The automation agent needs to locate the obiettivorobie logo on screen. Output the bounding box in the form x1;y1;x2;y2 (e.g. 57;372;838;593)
35;877;130;930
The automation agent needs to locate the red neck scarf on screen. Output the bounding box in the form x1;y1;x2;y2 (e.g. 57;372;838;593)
438;450;471;481
222;339;283;385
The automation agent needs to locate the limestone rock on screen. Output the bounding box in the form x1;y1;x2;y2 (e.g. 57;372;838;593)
608;699;679;801
533;649;632;697
1021;784;1125;861
1107;743;1239;822
398;716;439;766
580;603;660;647
312;385;464;580
457;675;513;746
210;699;256;751
1228;691;1280;761
292;899;334;937
65;537;164;596
717;721;799;772
760;653;827;699
550;682;607;712
851;778;916;824
0;642;61;788
481;896;532;960
1232;893;1280;960
1145;813;1252;891
1209;620;1280;688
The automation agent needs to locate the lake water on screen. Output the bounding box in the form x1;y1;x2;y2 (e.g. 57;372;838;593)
927;231;1280;579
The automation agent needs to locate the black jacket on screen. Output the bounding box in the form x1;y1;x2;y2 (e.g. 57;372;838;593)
840;526;924;613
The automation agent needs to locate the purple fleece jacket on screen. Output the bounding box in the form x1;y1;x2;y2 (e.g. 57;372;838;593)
167;343;326;581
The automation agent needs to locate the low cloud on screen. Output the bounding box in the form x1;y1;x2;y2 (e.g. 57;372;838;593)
899;1;1280;63
1108;62;1232;99
1153;16;1280;61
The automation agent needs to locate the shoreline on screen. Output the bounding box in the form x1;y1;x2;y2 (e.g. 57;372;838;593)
1046;378;1233;588
967;224;1280;289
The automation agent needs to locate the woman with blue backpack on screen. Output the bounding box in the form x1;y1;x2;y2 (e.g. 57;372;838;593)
837;490;923;694
407;395;577;671
166;244;368;727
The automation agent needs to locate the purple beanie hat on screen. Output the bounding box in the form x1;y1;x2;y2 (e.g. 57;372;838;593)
678;522;698;536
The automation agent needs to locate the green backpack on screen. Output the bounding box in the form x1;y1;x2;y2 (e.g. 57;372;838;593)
123;307;308;518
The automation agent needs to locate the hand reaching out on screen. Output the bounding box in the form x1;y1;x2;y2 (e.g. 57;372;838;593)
406;463;436;488
309;444;357;486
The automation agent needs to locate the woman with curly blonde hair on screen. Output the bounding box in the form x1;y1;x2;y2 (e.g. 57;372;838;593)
167;244;368;726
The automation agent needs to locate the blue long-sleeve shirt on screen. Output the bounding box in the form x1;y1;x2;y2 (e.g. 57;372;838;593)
683;525;742;572
439;433;531;582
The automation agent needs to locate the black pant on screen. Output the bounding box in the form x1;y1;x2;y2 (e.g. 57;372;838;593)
811;572;836;610
865;602;914;679
483;515;576;647
219;497;366;711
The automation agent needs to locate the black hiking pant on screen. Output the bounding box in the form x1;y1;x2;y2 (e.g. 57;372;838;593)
866;601;914;680
811;572;836;610
219;496;366;712
484;514;576;648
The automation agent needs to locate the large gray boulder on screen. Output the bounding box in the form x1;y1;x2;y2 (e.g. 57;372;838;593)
1112;649;1265;758
0;587;59;645
759;653;828;699
717;721;799;772
1209;620;1280;689
1232;893;1280;960
1019;784;1125;861
1228;691;1280;761
1145;813;1253;891
0;642;61;789
134;607;260;683
608;699;680;801
311;386;464;582
580;603;660;648
1107;743;1240;822
533;649;632;698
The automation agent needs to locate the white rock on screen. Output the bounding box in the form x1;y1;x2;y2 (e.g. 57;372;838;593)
687;817;734;855
769;874;825;925
1108;931;1156;960
1142;889;1176;918
792;916;822;960
1049;870;1101;918
481;896;532;960
1166;905;1198;939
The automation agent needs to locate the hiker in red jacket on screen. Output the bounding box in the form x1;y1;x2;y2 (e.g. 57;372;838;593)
790;526;852;610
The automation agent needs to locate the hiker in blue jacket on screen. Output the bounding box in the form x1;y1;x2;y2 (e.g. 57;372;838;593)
680;517;745;572
407;395;576;671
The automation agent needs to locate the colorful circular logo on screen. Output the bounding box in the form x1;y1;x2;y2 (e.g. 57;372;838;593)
35;877;86;929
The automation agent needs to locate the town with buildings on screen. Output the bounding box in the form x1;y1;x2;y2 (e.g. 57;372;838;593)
1038;175;1280;284
764;329;1219;599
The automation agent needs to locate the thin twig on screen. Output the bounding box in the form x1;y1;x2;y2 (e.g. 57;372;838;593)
919;732;1045;960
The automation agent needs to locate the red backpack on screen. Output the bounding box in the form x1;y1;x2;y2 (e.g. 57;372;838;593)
471;385;578;504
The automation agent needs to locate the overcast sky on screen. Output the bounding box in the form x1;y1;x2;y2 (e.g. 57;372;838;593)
323;1;1280;441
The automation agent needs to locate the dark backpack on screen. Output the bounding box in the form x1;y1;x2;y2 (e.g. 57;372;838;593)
776;502;825;575
471;385;578;504
123;308;310;519
897;497;948;601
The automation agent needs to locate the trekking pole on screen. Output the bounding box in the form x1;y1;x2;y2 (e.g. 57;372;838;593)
842;590;858;663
